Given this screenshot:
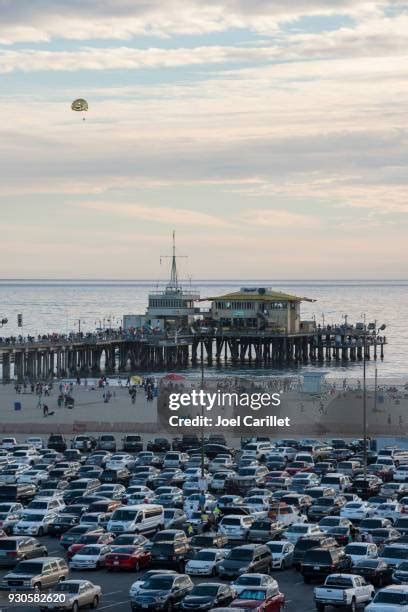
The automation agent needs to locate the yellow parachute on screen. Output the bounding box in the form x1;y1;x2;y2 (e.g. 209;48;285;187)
71;98;88;120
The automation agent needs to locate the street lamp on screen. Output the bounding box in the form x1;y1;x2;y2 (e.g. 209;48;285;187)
362;319;386;481
200;340;205;480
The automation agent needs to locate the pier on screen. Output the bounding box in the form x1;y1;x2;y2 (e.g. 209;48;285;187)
0;326;386;382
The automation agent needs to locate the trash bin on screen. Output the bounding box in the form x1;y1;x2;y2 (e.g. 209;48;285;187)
14;401;21;411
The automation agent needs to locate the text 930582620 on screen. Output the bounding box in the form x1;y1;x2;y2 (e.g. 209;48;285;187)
4;592;67;606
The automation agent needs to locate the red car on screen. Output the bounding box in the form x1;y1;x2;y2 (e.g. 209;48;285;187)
105;546;151;571
231;587;285;611
67;531;115;560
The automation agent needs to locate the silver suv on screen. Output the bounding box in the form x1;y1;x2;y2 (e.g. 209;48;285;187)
0;557;68;590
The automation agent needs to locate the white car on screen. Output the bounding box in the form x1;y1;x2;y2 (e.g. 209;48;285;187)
394;466;408;482
25;437;44;450
17;469;50;485
69;544;112;569
340;501;374;521
0;464;31;483
375;502;403;523
211;471;235;492
243;496;270;512
105;454;133;470
208;457;233;473
365;584;408;610
123;486;153;502
319;517;352;532
25;497;65;515
266;540;294;569
184;493;216;516
276;447;297;461
345;543;378;565
14;511;57;535
13;449;40;465
185;548;227;576
218;515;254;540
283;523;322;544
231;574;277;597
1;438;16;450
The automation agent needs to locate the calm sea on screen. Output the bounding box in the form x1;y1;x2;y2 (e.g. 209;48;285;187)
0;280;406;378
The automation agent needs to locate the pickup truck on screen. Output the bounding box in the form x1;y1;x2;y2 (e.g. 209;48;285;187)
314;574;375;611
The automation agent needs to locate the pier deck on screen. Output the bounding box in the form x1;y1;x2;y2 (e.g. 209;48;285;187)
0;326;387;381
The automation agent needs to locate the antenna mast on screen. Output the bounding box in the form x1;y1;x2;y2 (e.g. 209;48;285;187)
160;231;187;291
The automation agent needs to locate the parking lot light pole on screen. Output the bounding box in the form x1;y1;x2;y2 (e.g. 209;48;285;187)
201;340;205;479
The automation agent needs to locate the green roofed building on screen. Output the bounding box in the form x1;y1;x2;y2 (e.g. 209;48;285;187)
202;287;315;333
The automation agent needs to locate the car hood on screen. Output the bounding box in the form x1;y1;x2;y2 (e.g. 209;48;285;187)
5;573;34;580
183;596;215;604
221;560;249;569
233;599;262;609
134;590;169;599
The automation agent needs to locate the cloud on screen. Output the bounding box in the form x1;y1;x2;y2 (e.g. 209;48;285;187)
0;0;385;44
76;201;233;228
240;208;320;228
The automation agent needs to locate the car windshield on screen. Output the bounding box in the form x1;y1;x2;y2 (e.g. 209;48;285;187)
267;544;284;553
143;577;174;590
21;514;45;522
239;590;267;601
191;585;219;596
113;547;136;554
383;547;408;559
55;583;80;593
289;526;308;533
194;551;217;561
78;546;101;556
112;510;136;521
373;592;408;604
236;576;263;585
346;545;367;554
14;562;43;574
228;549;252;561
252;521;270;530
356;560;379;568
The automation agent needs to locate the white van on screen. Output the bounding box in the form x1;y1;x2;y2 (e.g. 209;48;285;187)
218;514;254;540
107;504;163;534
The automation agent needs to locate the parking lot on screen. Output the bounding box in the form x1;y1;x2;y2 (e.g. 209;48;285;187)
0;544;317;611
0;432;406;611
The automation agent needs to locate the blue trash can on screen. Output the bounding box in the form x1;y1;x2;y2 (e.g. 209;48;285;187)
14;401;21;411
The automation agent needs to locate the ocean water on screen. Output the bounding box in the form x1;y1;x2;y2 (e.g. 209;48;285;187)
0;279;406;378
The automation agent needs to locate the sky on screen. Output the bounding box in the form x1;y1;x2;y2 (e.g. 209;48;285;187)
1;0;408;279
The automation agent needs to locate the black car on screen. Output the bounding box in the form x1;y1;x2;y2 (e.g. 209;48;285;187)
189;533;228;553
394;518;408;536
0;485;36;504
100;468;130;486
180;583;235;610
218;544;272;579
301;547;352;583
203;444;232;460
354;558;393;586
47;434;67;453
392;561;408;584
48;514;79;536
293;536;338;570
147;438;171;453
353;477;382;498
308;496;346;521
151;541;191;571
247;519;286;544
122;435;143;453
131;573;193;611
